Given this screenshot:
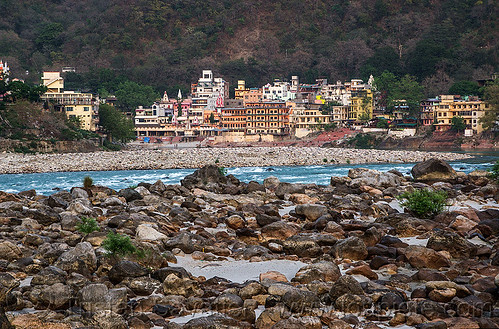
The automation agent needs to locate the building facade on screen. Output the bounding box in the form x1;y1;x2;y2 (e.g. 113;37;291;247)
41;72;99;131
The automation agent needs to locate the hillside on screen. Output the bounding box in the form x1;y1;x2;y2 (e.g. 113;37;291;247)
1;0;498;95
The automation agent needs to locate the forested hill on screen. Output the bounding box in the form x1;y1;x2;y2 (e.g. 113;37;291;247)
1;0;498;96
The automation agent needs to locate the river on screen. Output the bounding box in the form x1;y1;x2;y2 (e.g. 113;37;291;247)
0;151;496;195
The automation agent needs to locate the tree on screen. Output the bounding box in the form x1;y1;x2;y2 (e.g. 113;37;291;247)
5;81;46;103
374;72;423;113
209;112;215;123
358;95;372;123
451;116;466;132
480;83;499;131
99;104;136;143
115;81;159;112
448;81;480;96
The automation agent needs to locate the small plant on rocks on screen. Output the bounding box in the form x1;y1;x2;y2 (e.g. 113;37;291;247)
398;189;448;218
218;166;227;176
76;216;100;235
83;176;93;189
490;160;499;182
102;232;137;258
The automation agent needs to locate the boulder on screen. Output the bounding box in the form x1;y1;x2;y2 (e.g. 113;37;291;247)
0;241;21;261
55;242;97;276
39;283;72;310
331;236;368;260
426;230;477;258
225;214;246;230
92;310;127;329
335;293;372;312
184;314;252;329
411;158;457;182
292;261;341;284
261;221;298;240
295;204;328;221
348;168;401;188
180;165;229;191
329;275;365;302
275;182;305;199
164;232;207;254
404;245;450;269
79;284;127;313
135;224;167;241
108;260;149;284
118;188;142;202
162;273;203;297
282;289;321;312
255;306;290;329
212;293;244;310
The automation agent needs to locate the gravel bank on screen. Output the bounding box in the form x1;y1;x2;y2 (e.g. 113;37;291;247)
0;147;471;174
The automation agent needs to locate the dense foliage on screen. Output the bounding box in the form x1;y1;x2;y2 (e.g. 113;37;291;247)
0;0;497;96
102;232;137;258
99;104;136;143
398;189;448;218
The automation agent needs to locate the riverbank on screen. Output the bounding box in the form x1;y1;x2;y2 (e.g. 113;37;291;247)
0;147;471;174
0;161;498;329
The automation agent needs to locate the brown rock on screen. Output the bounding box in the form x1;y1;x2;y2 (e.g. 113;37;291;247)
404;245;451;269
346;264;378;280
259;271;288;283
428;288;456;302
225;215;246;230
442;317;480;329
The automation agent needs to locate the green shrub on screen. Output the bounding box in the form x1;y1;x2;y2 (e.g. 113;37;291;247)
323;158;328;163
490;160;499;182
83;176;93;189
76;216;100;235
218;166;227;176
398;189;448;218
101;232;137;257
103;139;122;151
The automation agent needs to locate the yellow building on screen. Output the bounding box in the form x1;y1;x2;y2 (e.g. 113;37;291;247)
234;80;250;100
434;95;491;134
348;89;373;122
245;101;290;135
41;72;99;131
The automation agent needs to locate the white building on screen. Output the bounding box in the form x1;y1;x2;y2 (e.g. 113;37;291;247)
190;70;229;124
262;79;296;101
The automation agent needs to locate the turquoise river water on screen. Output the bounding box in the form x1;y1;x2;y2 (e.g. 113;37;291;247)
0;151;497;195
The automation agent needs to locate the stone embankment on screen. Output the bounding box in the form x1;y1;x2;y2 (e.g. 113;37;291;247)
0;147;470;174
0;158;497;328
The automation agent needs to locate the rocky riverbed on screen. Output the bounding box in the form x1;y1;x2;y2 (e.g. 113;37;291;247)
0;158;498;329
0;147;471;174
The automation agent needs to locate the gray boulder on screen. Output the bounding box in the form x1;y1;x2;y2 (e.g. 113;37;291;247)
411;158;457;182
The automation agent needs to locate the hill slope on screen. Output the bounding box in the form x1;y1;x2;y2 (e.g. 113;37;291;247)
1;0;498;94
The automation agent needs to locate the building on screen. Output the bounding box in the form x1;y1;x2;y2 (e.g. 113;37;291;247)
245;101;290;135
347;89;373;122
262;79;296;101
242;88;263;105
420;98;439;126
0;60;9;80
234;80;250;100
288;98;335;137
220;107;247;132
190;70;229;124
433;95;491;134
40;72;99;131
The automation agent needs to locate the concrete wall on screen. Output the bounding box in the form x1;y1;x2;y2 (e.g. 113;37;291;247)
212;132;275;143
388;128;416;137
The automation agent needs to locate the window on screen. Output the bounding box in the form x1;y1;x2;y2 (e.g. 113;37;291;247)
66;107;73;111
84;107;89;111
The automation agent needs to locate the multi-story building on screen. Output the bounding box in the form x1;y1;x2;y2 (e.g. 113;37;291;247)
288;98;335;137
242;88;263;105
347;89;373;122
434;95;491;134
41;72;99;131
245;101;290;135
0;60;10;80
234;80;250;100
220;107;247;132
190;70;229;123
262;79;296;101
420;98;439;126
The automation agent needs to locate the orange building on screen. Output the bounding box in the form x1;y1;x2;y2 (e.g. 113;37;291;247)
221;107;247;132
245;101;290;135
242;88;263;105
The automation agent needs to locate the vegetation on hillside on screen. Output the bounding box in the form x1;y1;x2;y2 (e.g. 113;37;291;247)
0;0;496;98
